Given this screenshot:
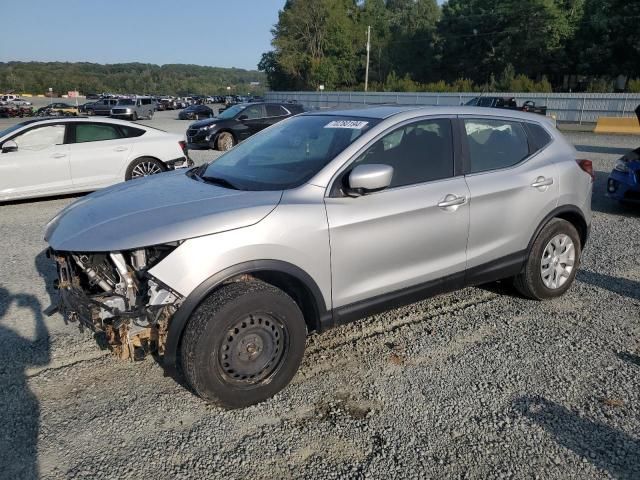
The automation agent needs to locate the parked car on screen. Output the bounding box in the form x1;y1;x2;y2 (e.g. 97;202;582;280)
8;97;32;107
465;96;548;116
44;106;593;408
36;103;80;117
186;102;304;150
0;105;33;118
608;106;640;204
110;97;155;121
0;117;192;201
82;98;118;116
178;105;214;120
0;94;18;105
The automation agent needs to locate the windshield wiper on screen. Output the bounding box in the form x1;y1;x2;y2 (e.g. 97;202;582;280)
200;175;241;190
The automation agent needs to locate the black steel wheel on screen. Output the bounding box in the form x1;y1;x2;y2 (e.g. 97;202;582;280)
180;280;307;408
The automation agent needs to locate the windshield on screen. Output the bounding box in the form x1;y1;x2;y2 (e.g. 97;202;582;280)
199;115;379;191
117;99;134;106
0;121;32;138
217;104;246;120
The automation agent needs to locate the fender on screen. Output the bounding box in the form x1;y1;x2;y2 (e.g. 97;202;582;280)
527;205;589;254
162;259;329;372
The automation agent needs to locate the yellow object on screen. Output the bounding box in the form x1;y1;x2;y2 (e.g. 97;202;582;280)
594;117;640;134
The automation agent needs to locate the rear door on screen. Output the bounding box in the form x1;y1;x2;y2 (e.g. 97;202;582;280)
0;123;71;199
461;116;559;278
67;122;132;187
264;104;291;128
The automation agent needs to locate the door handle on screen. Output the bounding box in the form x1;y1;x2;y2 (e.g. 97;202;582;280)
438;194;467;209
114;146;127;152
51;153;66;158
531;176;553;188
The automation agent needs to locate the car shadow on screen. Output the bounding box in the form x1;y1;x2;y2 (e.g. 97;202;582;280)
0;283;50;479
513;395;640;479
616;351;640;368
577;270;640;301
575;145;631;156
591;171;640;217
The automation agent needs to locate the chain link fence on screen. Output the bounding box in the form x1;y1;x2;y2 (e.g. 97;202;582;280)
265;91;640;123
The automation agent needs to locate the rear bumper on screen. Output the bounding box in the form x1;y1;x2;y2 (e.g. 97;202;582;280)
166;156;194;170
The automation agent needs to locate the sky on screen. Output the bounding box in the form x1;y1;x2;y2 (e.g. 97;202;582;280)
0;0;286;71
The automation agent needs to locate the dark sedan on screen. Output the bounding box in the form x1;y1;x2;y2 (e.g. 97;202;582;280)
186;102;304;151
178;105;214;120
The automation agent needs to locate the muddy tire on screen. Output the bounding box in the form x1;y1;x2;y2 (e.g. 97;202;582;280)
180;280;307;409
514;218;581;300
216;131;235;151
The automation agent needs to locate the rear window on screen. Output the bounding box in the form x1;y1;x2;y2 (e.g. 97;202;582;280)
526;123;552;151
464;119;529;173
120;125;145;138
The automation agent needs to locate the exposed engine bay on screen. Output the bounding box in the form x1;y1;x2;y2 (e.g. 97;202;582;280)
49;245;183;360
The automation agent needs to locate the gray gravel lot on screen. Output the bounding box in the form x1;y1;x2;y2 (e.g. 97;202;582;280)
0;112;639;479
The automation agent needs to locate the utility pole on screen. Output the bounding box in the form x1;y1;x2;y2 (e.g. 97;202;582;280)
365;25;371;92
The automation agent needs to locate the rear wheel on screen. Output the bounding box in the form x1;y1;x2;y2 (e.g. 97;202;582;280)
86;109;95;116
147;110;154;120
125;157;166;180
132;112;138;121
180;280;307;408
216;132;235;151
514;218;581;300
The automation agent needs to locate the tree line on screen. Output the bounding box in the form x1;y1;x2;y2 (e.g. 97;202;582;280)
259;0;640;93
0;62;266;96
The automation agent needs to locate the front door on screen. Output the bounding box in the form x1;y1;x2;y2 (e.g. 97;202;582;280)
324;118;470;308
0;124;71;200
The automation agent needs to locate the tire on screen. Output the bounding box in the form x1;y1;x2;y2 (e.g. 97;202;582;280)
513;218;581;300
180;280;307;409
125;157;166;180
132;112;138;121
147;110;154;120
86;109;95;116
216;131;235;151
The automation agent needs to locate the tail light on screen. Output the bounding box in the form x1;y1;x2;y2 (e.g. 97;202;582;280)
178;140;187;155
576;159;595;182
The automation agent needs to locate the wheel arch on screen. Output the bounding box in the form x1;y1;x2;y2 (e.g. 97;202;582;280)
162;260;330;372
528;205;589;253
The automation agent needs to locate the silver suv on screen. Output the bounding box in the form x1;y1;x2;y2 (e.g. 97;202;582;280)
45;106;593;408
110;97;155;120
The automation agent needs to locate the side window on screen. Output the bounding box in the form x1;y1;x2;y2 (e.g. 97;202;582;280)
526;123;552;151
74;123;122;143
353;119;454;188
266;105;284;117
120;126;145;138
464;119;529;173
243;105;264;120
12;125;65;151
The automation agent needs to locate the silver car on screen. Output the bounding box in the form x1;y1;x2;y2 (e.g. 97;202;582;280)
110;97;155;121
45;106;593;408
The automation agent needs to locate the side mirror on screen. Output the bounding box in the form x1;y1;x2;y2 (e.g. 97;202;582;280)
237;114;248;121
2;140;18;153
346;164;393;196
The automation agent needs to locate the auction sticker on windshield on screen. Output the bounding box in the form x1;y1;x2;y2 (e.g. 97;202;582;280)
324;120;369;129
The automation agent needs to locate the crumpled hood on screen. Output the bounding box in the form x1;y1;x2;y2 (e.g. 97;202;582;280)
45;170;283;252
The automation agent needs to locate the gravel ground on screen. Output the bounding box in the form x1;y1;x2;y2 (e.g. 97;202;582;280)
0;115;639;479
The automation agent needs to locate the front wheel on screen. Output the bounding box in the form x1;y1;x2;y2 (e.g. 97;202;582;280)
132;112;138;121
125;157;166;180
513;218;581;300
216;131;235;151
180;280;307;409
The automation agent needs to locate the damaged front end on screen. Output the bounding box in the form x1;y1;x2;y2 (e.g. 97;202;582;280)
48;245;183;360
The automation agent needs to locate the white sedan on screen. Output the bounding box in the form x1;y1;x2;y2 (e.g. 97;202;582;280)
0;117;192;201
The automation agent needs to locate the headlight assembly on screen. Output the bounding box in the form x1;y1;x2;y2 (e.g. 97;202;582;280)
614;159;630;173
